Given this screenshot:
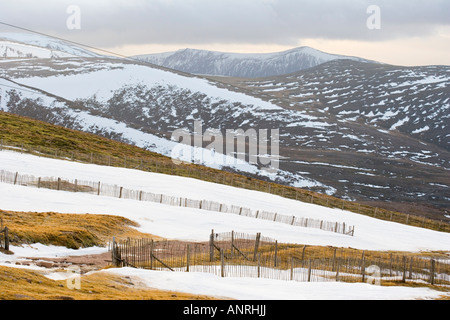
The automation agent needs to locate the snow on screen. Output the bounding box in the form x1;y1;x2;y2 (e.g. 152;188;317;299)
412;126;430;134
0;32;101;58
0;150;449;252
13;61;282;111
0;149;449;300
0;40;74;59
99;267;446;300
390;117;410;131
1;244;445;300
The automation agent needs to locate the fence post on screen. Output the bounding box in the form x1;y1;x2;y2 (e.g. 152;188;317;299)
402;256;407;283
253;233;261;261
332;248;337;272
301;245;307;268
274;241;278;267
150;240;154;270
57;177;61;191
409;257;413;280
307;259;312;282
430;259;436;285
335;258;340;282
389;254;393;277
258;253;261;278
220;249;225;278
14;172;18;185
361;251;366;283
186;244;190;272
111;237;115;266
231;231;235;258
209;230;215;262
4;227;9;252
97;182;101;196
111;237;119;267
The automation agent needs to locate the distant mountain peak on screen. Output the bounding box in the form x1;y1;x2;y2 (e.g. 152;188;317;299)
132;47;376;78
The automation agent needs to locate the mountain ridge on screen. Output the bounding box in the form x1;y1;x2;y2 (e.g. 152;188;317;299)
132;46;377;78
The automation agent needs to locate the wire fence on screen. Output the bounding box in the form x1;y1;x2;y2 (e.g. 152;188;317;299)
0;169;355;236
109;231;450;287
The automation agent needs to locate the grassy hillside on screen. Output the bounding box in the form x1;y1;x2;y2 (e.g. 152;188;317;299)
0;111;449;233
0;209;160;249
0;266;218;300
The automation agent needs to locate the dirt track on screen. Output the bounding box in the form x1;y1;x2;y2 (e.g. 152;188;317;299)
17;252;112;274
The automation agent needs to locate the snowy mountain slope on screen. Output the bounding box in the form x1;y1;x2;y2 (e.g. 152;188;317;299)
0;32;102;58
218;60;450;150
6;57;281;111
133;47;375;78
1;150;449;252
1;57;449;217
0;40;76;59
0;33;448;220
0;70;323;190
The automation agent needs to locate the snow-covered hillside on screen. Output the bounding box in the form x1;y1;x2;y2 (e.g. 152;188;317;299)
0;33;102;58
1;150;449;252
0;149;449;300
133;47;374;78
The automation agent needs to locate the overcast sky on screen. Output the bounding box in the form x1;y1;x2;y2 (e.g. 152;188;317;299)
1;0;449;66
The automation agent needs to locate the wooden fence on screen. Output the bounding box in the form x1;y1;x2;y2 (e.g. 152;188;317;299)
110;231;450;286
0;219;9;251
1;140;449;234
0;169;355;236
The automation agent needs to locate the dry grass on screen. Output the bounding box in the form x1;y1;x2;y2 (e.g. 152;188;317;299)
0;209;162;249
0;266;220;300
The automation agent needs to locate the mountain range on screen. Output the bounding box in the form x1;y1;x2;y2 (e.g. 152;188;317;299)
0;32;449;221
133;47;375;78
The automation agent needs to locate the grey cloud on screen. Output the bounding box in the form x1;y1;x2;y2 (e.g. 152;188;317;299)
0;0;449;47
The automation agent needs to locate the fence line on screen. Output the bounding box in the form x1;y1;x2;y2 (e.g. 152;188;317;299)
109;231;450;287
1;140;449;234
0;169;355;236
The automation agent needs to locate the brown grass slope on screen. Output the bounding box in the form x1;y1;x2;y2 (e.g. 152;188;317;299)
0;266;219;300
